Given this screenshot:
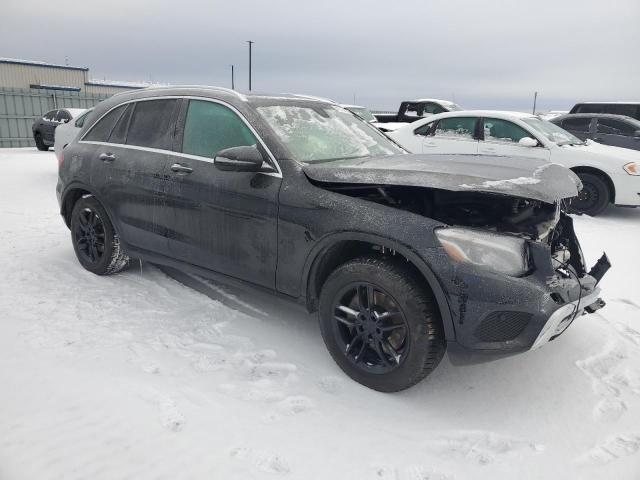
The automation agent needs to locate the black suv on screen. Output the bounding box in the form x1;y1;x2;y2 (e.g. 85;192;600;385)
57;86;609;391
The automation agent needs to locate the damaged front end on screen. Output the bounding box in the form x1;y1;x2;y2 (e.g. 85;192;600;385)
313;180;610;353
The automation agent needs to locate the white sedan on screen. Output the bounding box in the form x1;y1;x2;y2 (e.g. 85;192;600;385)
53;108;92;162
388;110;640;215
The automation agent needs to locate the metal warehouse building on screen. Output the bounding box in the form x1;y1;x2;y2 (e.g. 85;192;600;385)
0;57;157;147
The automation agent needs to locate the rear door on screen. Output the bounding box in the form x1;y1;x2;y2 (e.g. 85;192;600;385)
479;117;550;161
163;98;281;288
595;117;640;150
420;116;479;154
81;99;178;255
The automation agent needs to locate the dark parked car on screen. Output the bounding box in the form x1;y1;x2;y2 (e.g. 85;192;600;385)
32;108;86;151
570;102;640;121
551;114;640;151
57;86;609;391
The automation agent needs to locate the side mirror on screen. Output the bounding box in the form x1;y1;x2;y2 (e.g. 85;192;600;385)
214;146;264;172
518;137;538;147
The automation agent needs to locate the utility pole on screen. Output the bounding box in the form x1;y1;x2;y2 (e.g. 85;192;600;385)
532;91;538;115
247;40;254;91
230;64;235;90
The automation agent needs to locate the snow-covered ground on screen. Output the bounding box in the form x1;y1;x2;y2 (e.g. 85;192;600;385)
1;148;639;480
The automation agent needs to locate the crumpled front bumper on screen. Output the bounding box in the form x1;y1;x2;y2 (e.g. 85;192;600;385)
530;284;604;350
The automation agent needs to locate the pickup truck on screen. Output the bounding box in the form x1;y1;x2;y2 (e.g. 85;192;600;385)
374;99;463;132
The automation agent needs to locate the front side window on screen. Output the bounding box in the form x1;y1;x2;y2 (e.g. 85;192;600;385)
562;117;591;132
182;100;257;158
43;110;57;121
597;118;636;136
126;99;178;150
434;117;477;139
482;118;531;143
83;104;127;142
258;104;403;163
56;110;72;123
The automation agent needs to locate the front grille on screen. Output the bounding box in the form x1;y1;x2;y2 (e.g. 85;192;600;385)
474;311;532;342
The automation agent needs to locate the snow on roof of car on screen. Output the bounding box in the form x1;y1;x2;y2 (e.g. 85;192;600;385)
63;108;87;118
575;101;640;104
431;110;534;119
410;98;458;105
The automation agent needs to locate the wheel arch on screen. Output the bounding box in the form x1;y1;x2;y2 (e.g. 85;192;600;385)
302;232;455;341
570;166;616;203
60;183;112;229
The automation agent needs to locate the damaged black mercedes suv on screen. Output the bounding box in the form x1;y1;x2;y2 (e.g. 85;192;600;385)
57;86;610;391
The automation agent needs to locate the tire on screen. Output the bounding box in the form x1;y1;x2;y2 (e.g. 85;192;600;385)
318;257;446;392
34;133;49;151
570;172;610;216
70;195;129;275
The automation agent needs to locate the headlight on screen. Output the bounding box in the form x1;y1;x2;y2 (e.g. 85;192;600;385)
623;162;639;175
435;227;530;277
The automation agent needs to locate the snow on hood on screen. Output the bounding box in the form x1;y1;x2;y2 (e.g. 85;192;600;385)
569;139;640;163
303;154;582;203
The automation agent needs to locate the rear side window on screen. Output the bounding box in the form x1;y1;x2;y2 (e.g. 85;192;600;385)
435;117;477;139
597;118;636;136
562;117;591;132
482;118;529;143
83;105;127;142
108;104;134;144
126;99;178;150
182;100;257;158
415;121;436;136
573;104;604;114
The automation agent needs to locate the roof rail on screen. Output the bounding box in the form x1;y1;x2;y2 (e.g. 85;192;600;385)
290;93;337;104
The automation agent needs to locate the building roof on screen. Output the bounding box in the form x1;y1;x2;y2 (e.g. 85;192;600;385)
85;79;166;89
0;57;88;72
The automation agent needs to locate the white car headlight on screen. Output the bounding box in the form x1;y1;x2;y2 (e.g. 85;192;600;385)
623;162;639;175
435;228;530;277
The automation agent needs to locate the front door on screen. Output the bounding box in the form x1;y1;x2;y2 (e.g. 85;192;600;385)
479;117;551;161
163;99;281;288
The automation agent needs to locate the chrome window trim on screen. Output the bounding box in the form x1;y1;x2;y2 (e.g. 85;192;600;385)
79;95;282;178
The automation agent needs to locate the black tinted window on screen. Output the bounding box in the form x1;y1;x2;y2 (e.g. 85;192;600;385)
126;100;178;150
597;118;636;136
57;110;71;122
83;105;127;142
74;111;90;128
43;110;57;121
414;122;435;136
562;117;591;132
108;104;134;144
574;104;604;114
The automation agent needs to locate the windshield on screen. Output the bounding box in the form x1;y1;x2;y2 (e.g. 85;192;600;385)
522;117;584;146
258;104;404;163
346;106;377;123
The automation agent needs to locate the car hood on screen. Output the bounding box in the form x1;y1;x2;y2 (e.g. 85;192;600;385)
302;154;581;203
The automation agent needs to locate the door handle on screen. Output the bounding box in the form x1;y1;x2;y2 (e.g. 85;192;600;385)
98;152;116;162
171;163;193;174
424;141;437;148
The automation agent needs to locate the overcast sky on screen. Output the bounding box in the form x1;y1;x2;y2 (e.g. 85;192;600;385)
3;0;639;112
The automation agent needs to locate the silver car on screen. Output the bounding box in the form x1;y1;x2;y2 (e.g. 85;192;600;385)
551;113;640;151
54;109;93;161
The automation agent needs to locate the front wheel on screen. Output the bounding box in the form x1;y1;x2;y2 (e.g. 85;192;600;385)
570;172;610;216
318;257;445;392
70;196;129;275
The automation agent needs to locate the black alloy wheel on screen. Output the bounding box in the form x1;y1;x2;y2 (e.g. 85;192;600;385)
332;283;409;373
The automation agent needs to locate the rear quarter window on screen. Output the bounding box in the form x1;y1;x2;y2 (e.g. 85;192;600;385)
83;105;127;142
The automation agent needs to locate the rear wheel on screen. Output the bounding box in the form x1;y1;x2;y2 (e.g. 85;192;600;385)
570;172;610;216
318;257;445;392
70;196;129;275
34;133;48;151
